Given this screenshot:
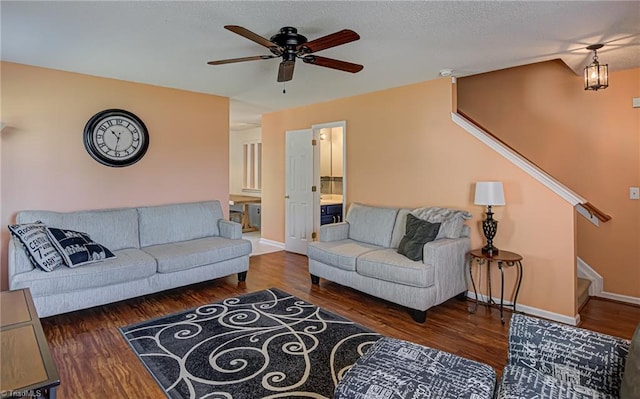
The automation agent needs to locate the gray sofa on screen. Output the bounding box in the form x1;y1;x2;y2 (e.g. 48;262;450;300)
307;203;471;322
8;200;251;317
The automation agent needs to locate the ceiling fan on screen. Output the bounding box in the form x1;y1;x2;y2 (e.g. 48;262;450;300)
208;25;363;83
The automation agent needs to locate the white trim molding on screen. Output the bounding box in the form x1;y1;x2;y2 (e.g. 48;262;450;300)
598;291;640;306
577;257;640;305
466;291;580;326
258;238;285;249
577;257;603;296
451;112;586;206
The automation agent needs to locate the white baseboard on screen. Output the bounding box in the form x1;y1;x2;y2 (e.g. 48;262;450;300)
577;257;640;305
597;291;640;306
466;291;580;326
258;238;285;249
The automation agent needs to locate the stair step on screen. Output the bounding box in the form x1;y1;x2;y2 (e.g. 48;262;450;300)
577;277;591;310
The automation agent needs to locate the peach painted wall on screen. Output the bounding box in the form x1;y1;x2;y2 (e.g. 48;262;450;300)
457;61;640;298
1;62;230;290
262;77;578;318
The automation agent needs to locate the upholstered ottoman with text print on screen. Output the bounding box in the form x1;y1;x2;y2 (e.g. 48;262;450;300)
496;314;633;399
335;337;497;399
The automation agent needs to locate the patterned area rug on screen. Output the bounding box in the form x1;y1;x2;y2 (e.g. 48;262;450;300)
120;288;381;399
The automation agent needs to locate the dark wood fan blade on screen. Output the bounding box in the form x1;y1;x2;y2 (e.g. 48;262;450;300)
208;55;277;65
302;55;363;73
277;60;295;82
225;25;280;49
298;29;360;53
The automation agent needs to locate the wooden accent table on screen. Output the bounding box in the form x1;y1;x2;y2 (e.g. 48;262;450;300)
229;194;261;233
1;289;60;398
468;249;524;324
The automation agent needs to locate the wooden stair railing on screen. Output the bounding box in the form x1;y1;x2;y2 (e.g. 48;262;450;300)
457;110;612;224
581;202;612;223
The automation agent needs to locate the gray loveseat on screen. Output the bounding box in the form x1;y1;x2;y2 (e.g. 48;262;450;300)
8;200;251;317
307;203;471;322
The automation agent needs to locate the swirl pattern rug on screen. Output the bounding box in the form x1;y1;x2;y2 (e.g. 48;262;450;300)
120;288;381;399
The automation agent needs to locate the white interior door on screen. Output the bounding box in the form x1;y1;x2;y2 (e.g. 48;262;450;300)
285;129;314;254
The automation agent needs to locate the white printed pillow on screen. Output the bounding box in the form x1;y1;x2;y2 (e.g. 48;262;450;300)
46;227;115;268
8;222;64;272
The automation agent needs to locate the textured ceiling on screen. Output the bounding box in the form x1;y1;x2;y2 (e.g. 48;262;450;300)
2;1;639;127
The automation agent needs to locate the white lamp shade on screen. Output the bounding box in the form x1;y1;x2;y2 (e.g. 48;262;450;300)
474;181;505;206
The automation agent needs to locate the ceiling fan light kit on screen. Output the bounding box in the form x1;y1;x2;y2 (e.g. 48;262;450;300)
208;25;363;83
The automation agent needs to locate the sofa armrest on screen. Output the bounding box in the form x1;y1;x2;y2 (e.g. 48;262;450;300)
319;222;349;242
218;219;242;240
507;313;630;396
423;237;470;304
8;238;35;289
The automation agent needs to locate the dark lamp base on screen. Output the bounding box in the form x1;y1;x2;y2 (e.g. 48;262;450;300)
481;206;499;256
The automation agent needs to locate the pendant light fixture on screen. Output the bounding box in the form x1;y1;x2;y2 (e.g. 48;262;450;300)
584;44;608;91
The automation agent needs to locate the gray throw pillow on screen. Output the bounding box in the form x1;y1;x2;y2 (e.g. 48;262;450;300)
397;214;440;261
621;323;640;399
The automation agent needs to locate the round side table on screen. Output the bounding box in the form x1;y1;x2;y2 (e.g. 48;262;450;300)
468;249;523;324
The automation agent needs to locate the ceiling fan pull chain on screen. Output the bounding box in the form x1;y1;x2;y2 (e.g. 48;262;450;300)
282;82;287;94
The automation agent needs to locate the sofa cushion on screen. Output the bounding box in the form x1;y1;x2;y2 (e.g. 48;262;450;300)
497;365;612;399
621;323;640;399
411;207;472;239
357;249;435;288
307;239;380;272
46;227;116;268
138;201;223;247
397;214;440;261
9;248;156;297
16;208;139;251
8;222;64;272
142;237;252;274
346;203;399;248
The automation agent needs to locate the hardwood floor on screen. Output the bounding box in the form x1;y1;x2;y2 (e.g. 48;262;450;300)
40;251;640;398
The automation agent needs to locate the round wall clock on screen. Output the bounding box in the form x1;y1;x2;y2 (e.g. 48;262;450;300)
83;109;149;167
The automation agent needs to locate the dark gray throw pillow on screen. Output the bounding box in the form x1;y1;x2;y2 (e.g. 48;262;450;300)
397;214;440;261
46;227;115;268
621;323;640;399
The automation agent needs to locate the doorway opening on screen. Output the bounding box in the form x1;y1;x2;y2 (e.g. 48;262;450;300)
315;122;346;230
284;121;346;255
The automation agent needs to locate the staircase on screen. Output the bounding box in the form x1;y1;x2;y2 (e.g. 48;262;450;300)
452;111;611;319
577;277;592;311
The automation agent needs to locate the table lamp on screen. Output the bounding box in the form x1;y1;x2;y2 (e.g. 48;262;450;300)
474;181;506;254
